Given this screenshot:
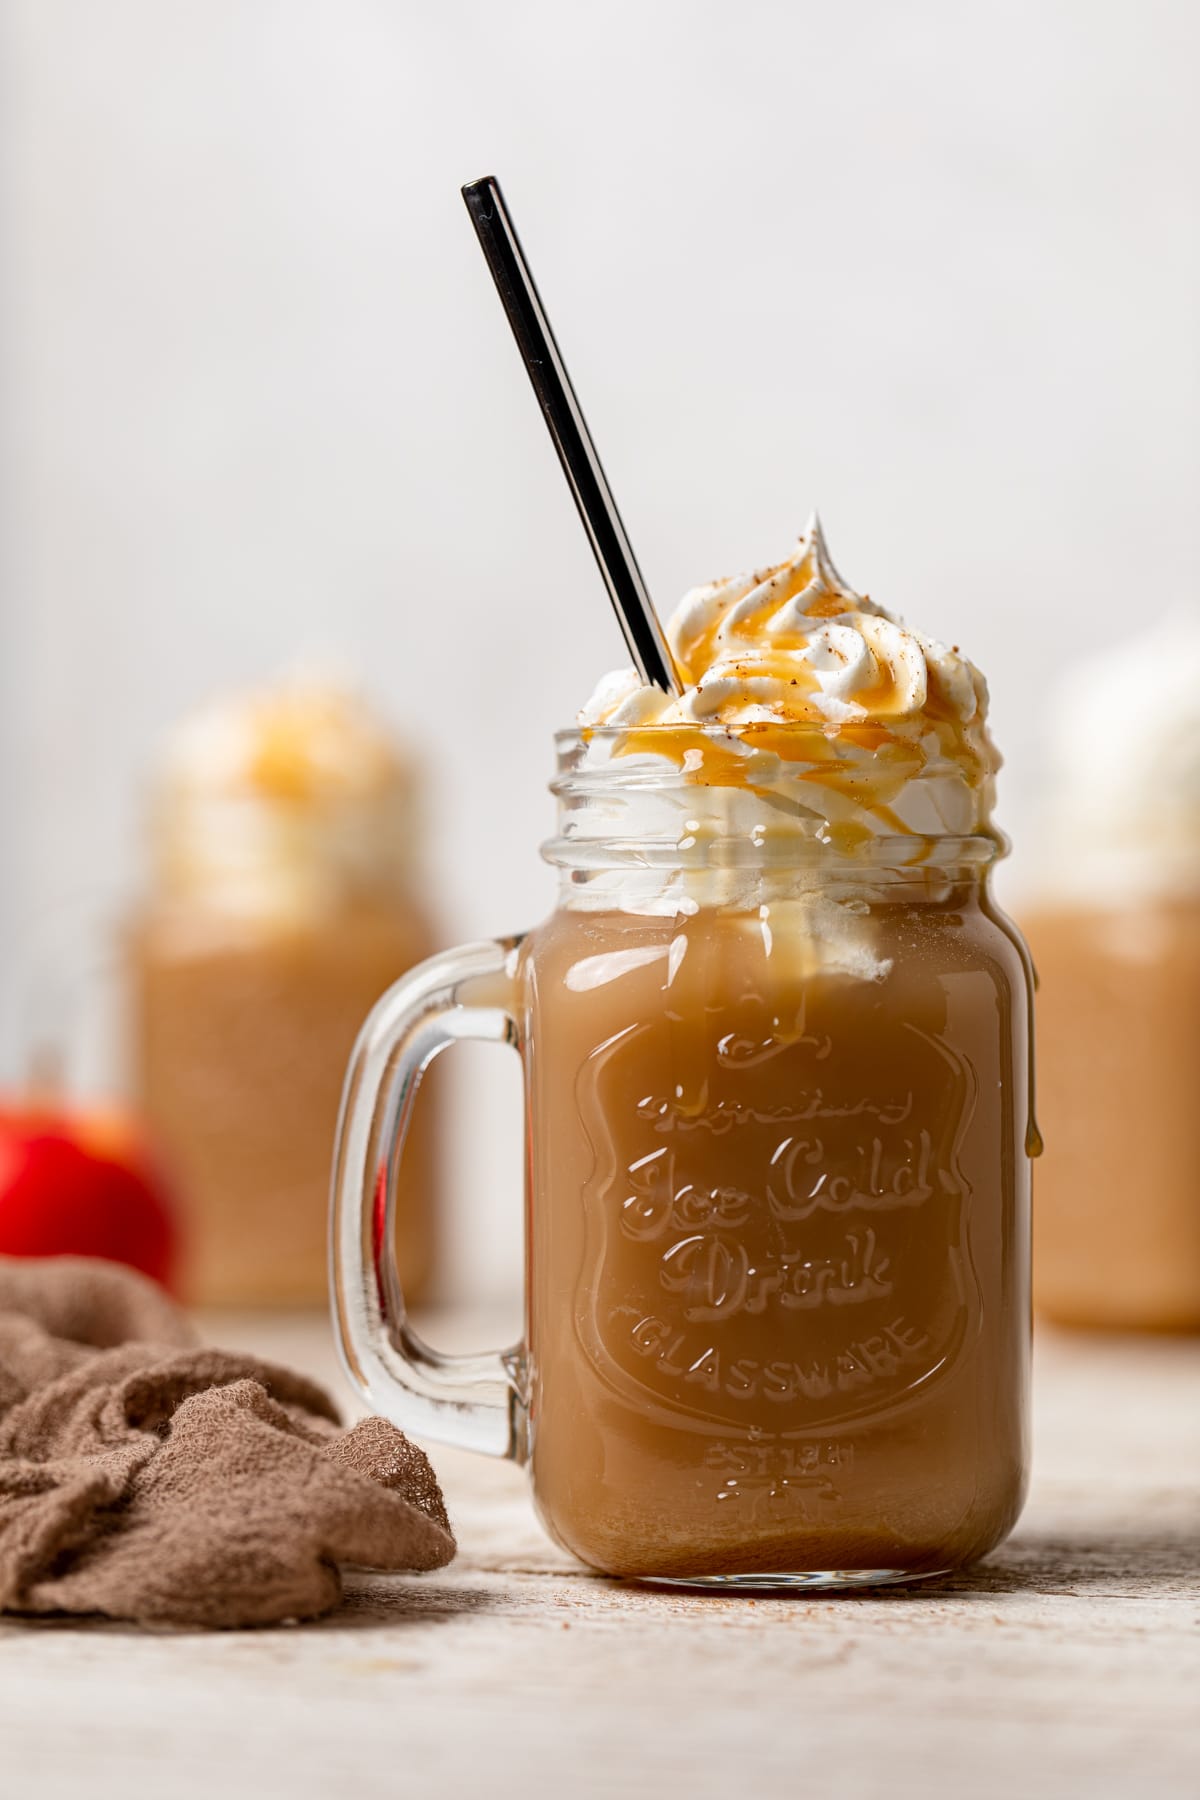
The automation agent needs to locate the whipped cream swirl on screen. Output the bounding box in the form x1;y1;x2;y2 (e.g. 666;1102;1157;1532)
1036;610;1200;898
155;680;419;918
579;517;999;840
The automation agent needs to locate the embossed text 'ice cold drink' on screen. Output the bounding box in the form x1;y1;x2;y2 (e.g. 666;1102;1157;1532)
332;522;1036;1586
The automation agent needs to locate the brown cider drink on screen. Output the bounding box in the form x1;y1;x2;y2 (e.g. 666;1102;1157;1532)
1026;895;1200;1331
522;861;1032;1579
132;684;439;1308
330;525;1035;1586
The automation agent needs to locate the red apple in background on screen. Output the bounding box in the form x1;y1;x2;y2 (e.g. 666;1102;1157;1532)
0;1099;177;1291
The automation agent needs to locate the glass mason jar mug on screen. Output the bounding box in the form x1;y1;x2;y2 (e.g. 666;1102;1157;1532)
134;765;438;1308
332;727;1035;1587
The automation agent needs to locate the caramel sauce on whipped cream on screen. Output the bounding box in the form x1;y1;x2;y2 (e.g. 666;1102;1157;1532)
579;518;999;842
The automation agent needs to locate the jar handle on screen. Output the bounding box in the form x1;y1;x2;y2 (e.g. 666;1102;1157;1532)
330;938;526;1462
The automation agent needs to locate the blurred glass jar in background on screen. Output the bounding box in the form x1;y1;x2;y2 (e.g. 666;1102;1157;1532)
129;682;439;1307
1023;617;1200;1330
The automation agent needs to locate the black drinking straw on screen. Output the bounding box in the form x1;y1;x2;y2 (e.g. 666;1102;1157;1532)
462;175;680;696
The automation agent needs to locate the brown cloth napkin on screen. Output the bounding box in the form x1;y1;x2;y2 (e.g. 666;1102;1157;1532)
0;1256;455;1627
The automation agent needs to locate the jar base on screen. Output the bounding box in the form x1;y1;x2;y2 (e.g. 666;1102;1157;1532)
631;1566;953;1595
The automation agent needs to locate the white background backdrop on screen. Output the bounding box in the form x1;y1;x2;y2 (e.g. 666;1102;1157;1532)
2;0;1196;1300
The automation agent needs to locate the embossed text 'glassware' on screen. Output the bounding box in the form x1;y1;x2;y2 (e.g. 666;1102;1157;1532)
331;728;1035;1587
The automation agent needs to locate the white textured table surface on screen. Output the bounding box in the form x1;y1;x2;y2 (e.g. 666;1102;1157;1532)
2;1315;1197;1800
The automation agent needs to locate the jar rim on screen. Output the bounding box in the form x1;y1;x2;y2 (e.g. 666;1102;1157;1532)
558;722;870;746
550;722;1005;864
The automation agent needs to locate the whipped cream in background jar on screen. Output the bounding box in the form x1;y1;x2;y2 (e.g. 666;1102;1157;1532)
1022;617;1200;1330
332;521;1037;1587
131;681;439;1307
